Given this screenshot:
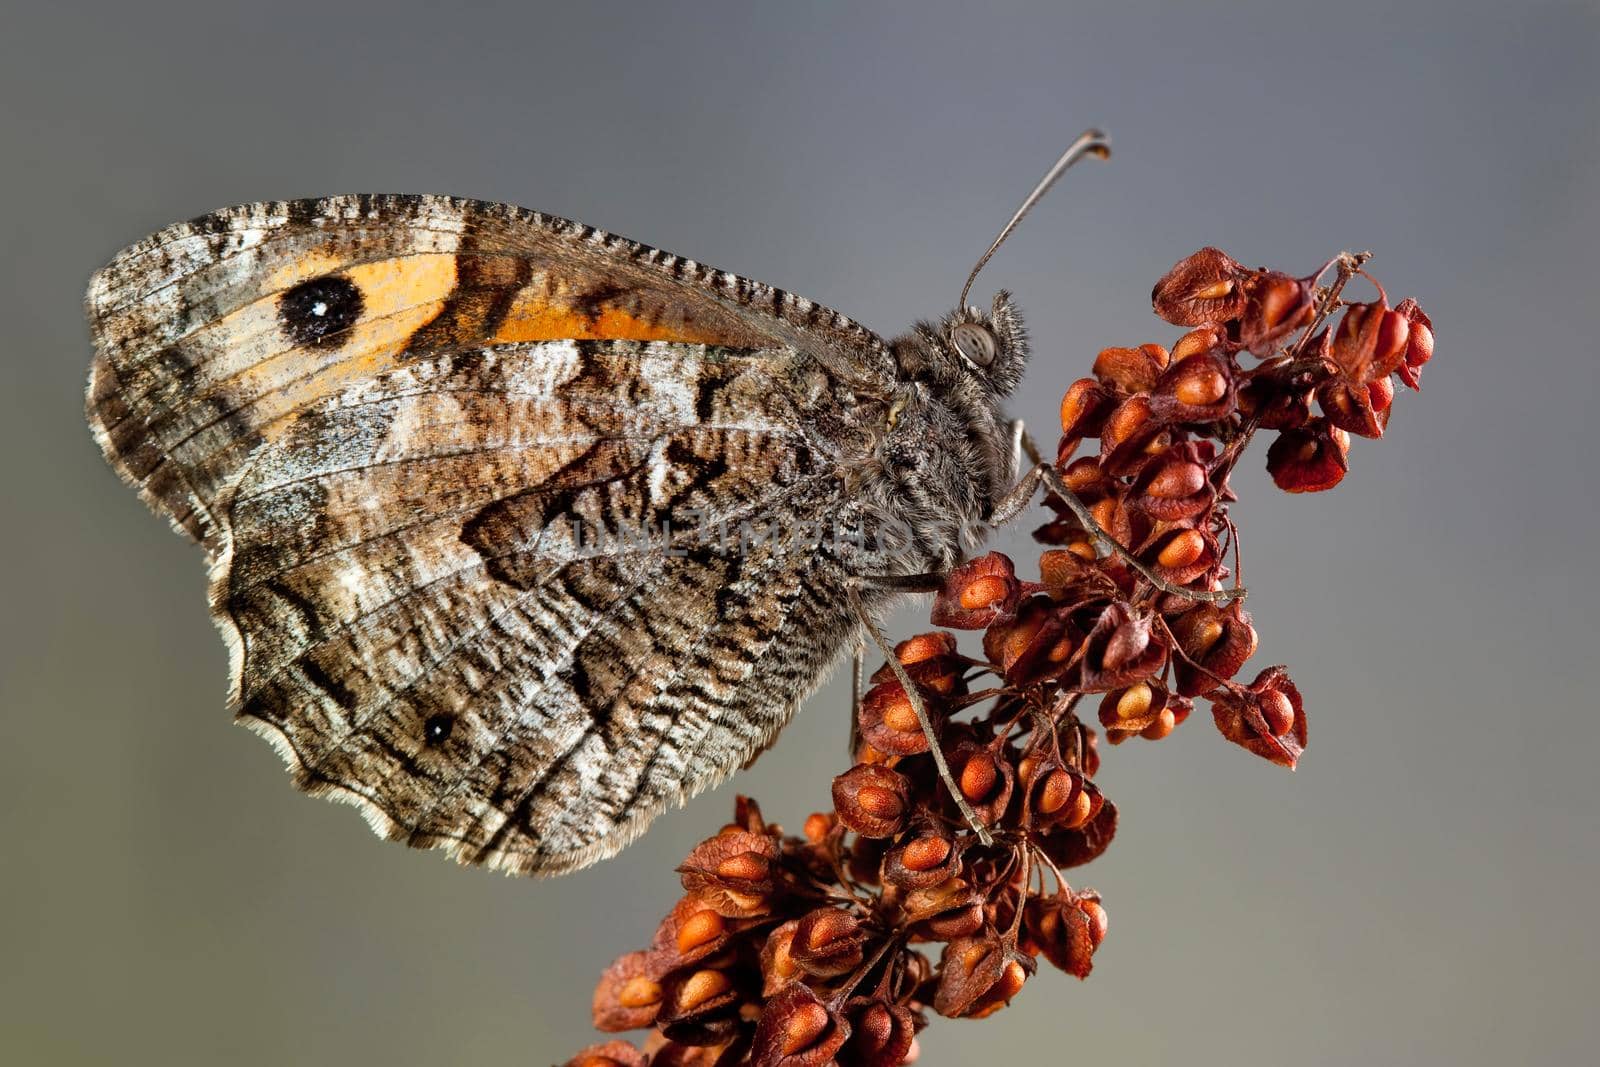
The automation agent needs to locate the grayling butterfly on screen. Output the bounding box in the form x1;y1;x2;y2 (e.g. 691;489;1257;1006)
86;132;1135;875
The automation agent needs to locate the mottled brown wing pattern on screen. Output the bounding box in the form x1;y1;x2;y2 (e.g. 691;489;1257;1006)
85;196;901;874
219;343;880;873
86;194;893;554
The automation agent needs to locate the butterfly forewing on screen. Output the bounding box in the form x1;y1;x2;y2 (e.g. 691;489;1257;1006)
87;196;903;874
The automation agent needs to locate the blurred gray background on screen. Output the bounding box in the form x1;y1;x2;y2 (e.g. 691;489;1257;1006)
3;2;1596;1064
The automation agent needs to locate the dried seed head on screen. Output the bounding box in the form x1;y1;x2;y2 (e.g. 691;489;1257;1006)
894;631;957;666
1238;270;1316;355
791;907;867;978
839;999;916;1067
1036;767;1079;815
1060;376;1114;439
1174;363;1227;406
1146;460;1206;500
749;984;850;1067
675;909;726;955
1394;297;1435;389
858;680;935;756
932;552;1021;629
593;951;666;1032
1116;682;1153;720
618;976;664;1010
1093;343;1170;393
1260;689;1296;736
1152;247;1250;326
1157;529;1207;569
832;763;911;838
883;820;962;890
1080;898;1110;946
1209;665;1307;768
1140;707;1176;740
959;752;999;802
1267;418;1351;493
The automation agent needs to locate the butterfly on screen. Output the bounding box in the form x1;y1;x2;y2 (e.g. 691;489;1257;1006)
85;133;1111;876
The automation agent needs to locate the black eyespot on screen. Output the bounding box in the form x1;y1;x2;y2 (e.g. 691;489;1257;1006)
279;274;364;348
423;714;455;746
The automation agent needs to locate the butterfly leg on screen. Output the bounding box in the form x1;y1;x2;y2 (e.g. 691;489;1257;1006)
845;581;994;846
990;429;1245;604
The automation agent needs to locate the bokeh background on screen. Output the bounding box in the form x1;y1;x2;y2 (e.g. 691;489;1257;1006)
4;2;1597;1064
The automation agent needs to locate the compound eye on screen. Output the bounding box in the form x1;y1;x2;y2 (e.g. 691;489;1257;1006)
951;322;998;367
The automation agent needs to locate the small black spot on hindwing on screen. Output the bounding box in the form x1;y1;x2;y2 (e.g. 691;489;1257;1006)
279;275;364;348
424;714;455;746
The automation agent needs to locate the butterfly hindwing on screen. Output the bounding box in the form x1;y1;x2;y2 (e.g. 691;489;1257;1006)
87;197;903;874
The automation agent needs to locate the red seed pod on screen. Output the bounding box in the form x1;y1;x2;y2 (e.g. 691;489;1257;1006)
1156;351;1236;422
1171;323;1229;362
933;935;1033;1019
868;632;964;696
1129;449;1214;521
1080;602;1168;693
566;1040;649;1067
1316;377;1390;438
1059;454;1118;499
882;816;962;891
1059;375;1115;440
758;919;803;997
749;983;851;1067
838;997;917;1067
1036;547;1104;597
1237;270;1316;355
1266;417;1351;493
832;763;911;838
944;741;1016;827
1098;394;1168;474
592;950;667;1032
790;907;869;979
856;679;935;756
1238;373;1314;430
930;552;1021;629
1142;695;1193;740
1022;892;1105;978
1209;665;1308;768
981;596;1080;687
1016;747;1093;831
1037;797;1119;869
901;875;985;940
1092;342;1170;394
1170;600;1258;697
1097;680;1173;744
656;966;744;1047
1151;247;1250;326
1393;297;1434;390
1144;526;1219;586
648;897;747;971
730;795;774;837
1329;299;1411;384
677;831;780;918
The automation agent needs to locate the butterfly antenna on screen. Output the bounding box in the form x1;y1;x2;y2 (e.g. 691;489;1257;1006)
959;128;1112;310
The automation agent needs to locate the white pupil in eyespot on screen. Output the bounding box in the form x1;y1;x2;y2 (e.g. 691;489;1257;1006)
953;323;997;366
311;301;328;317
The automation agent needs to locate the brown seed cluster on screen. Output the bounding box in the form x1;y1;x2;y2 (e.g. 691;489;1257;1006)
566;250;1433;1067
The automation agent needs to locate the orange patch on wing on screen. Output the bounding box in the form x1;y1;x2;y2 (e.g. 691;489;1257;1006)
223;253;461;443
489;290;736;347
